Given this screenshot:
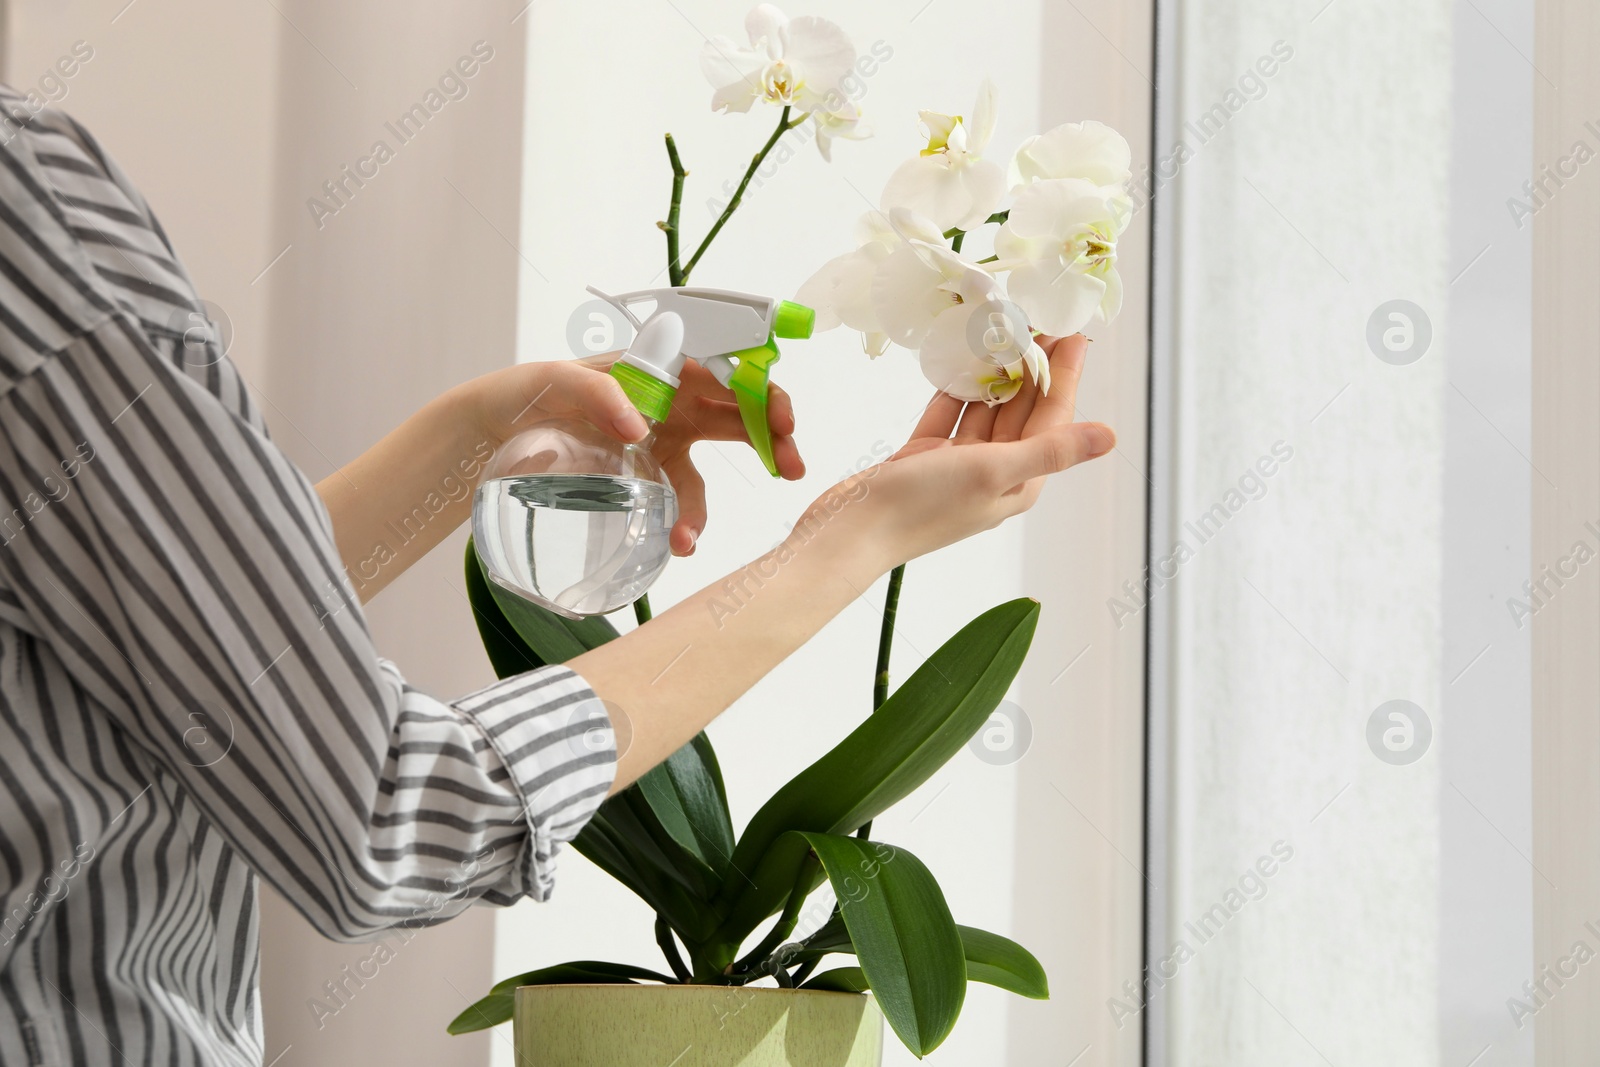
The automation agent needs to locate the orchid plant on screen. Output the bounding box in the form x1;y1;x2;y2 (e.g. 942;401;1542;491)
797;79;1132;405
450;5;1129;1058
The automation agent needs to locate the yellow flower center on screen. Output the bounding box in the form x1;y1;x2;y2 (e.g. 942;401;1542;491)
763;61;801;103
1063;225;1116;275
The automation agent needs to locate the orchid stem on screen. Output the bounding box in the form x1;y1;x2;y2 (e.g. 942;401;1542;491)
872;564;904;710
730;854;819;979
859;561;906;840
943;210;1009;243
662;134;688;287
680;105;794;284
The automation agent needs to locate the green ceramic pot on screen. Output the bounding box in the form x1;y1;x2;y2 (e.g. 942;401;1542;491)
513;984;884;1066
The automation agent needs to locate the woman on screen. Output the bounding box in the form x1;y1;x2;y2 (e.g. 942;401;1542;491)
0;85;1114;1065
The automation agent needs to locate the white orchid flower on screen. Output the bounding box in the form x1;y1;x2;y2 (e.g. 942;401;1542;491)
879;79;1007;231
1007;119;1132;190
869;221;974;349
795;207;942;356
812;100;871;162
916;265;1051;405
701;5;856;116
795;212;895;355
994;177;1130;337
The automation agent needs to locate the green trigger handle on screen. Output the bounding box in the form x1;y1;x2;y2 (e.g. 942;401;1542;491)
727;334;783;477
726;300;813;478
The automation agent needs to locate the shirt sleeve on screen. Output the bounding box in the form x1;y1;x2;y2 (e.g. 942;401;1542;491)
0;316;617;942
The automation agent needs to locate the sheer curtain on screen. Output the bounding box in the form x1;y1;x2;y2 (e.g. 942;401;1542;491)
1149;1;1533;1063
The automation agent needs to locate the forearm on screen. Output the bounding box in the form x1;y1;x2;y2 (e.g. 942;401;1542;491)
575;507;889;792
315;385;493;601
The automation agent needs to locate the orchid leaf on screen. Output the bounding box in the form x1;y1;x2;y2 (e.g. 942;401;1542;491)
446;960;673;1034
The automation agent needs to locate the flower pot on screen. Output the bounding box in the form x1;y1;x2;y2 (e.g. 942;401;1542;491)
513;984;884;1066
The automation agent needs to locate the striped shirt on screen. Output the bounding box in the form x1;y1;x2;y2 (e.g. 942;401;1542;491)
0;86;616;1065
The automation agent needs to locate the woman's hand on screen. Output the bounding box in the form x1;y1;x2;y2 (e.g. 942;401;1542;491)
467;357;805;557
794;334;1115;579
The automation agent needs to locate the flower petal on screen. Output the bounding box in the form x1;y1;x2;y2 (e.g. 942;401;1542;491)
881;156;1006;232
1006;260;1107;337
1019;336;1051;394
745;4;789;54
952;158;1007;230
919;306;1024;404
1007;119;1132;189
1097;265;1124;322
813;104;870;161
785;15;857;110
993;221;1050;263
968;79;999;156
1006;177;1115;240
884;206;947;246
701;39;768;113
880;155;961;230
871;244;957;347
918;110;960;152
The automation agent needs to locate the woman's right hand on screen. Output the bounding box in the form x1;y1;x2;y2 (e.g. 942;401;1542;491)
797;334;1115;578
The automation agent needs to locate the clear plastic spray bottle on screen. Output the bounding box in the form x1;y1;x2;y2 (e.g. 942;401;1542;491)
472;287;813;618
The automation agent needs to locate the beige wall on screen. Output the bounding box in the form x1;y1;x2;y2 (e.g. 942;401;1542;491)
1009;1;1151;1064
1533;0;1600;1060
3;3;529;1064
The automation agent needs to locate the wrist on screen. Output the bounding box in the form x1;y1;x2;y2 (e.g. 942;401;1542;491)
444;369;511;451
780;487;895;592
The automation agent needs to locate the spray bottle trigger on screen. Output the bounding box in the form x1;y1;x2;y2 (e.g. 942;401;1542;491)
726;333;782;478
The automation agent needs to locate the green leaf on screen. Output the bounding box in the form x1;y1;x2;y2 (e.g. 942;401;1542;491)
712;599;1039;942
609;789;721;904
957;925;1049;1000
463;539;543;677
799;833;965;1057
464;538;620;668
791;922;1049;1001
571;812;716;942
635;732;736;879
801;966;869;993
446;960;673;1034
791;910;852;963
467;539;727;938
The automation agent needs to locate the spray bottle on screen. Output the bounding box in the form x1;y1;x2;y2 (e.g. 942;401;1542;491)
472;286;815;618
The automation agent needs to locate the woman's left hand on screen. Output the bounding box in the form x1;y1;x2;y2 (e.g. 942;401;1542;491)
465;356;805;558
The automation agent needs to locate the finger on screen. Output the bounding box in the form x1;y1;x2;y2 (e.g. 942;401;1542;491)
518;362;647;441
1022;334;1088;439
993;371;1041;443
771;431;806;480
662;454;707;556
997;420;1115;484
577;350;624;370
909;392;964;441
668;395;806;479
953;400;999;444
670;395;750;443
676;364;798;437
766;382;797;437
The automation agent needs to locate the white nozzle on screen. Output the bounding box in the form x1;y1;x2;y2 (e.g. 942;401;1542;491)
618;311;687;387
